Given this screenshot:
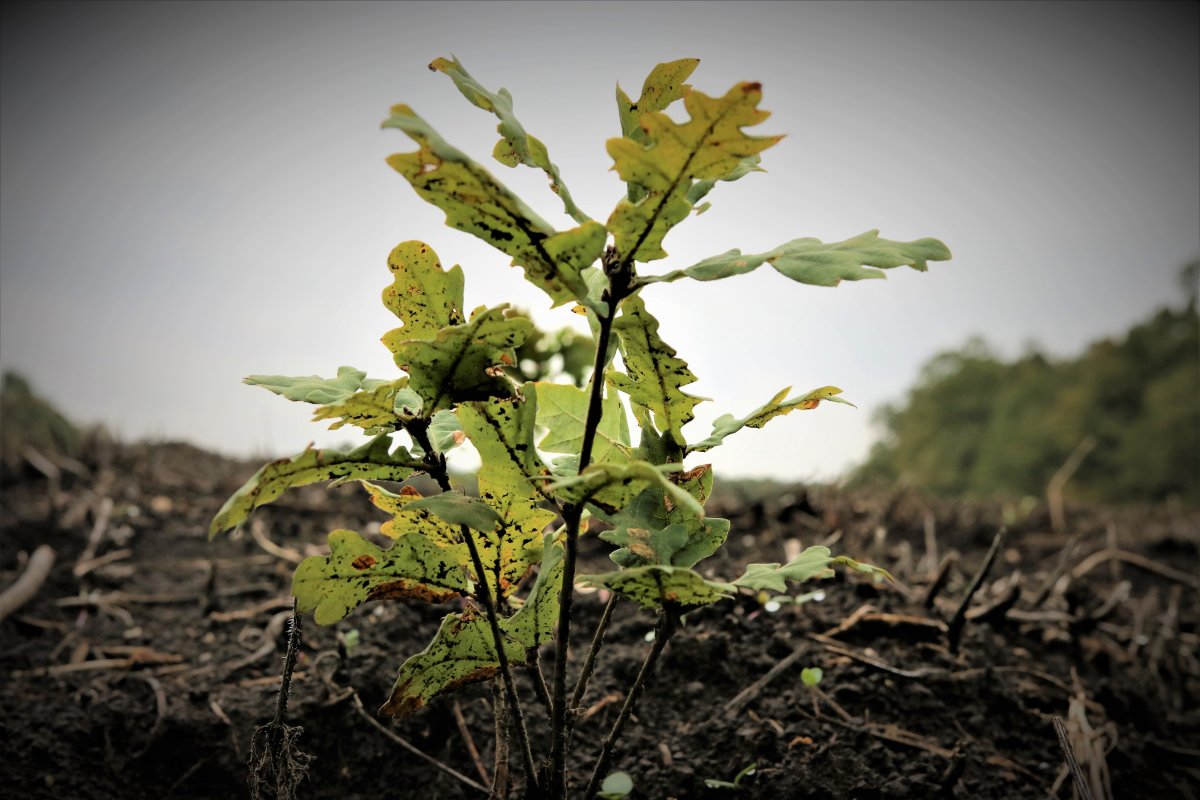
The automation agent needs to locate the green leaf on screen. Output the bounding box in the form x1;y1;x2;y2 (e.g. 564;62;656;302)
609;296;704;447
689;386;855;453
732;547;891;593
594;464;728;569
293;529;468;625
380;536;563;717
311;379;411;433
800;667;823;687
427;409;466;451
580;565;734;610
599;771;635;800
617;58;699;143
386;305;533;414
210;437;422;537
534;381;631;466
474;476;557;597
384;104;606;307
405;492;504;532
382;240;465;340
244;366;388;405
641;230;952;287
732;546;835;593
430;56;592;225
607;81;780;263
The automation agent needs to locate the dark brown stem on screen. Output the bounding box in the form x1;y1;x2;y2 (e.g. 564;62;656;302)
528;648;554;720
490;679;511;800
411;424;540;795
947;527;1006;653
582;606;679;800
549;276;625;799
273;599;302;728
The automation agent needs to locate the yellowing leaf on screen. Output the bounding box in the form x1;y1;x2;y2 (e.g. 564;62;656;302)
609;296;704;447
381;537;563;717
386;305;533;414
293;529;468;625
384;104;606;307
430;56;592;224
382;241;465;339
607;82;780;263
209;437;422;537
579;565;734;610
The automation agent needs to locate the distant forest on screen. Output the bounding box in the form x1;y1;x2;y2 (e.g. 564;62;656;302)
854;265;1199;504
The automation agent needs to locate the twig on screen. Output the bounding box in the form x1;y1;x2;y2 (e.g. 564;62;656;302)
528;652;554;720
73;548;133;579
1052;715;1096;800
922;552;958;609
351;692;489;794
947;527;1006;653
10;651;183;678
250;518;304;564
1070;548;1200;591
582;606;679;800
74;496;114;577
452;700;491;786
724;647;806;716
965;575;1022;624
806;634;944;679
1047;435;1096;532
0;544;56;622
1027;533;1080;609
490;679;510;800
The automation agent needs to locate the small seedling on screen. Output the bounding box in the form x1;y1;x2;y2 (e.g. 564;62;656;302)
597;771;634;800
213;56;947;799
704;762;758;790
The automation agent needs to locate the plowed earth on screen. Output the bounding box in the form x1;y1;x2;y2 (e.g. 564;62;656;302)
2;441;1197;799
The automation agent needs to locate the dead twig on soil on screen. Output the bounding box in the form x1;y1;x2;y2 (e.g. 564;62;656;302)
947;527;1006;653
9;648;183;678
806;634;945;680
1052;714;1095;800
724;647;807;716
250;518;304;564
1070;548;1200;591
922;552;958;609
350;691;489;794
0;544;56;622
452;699;492;787
73;496;114;577
1027;533;1081;609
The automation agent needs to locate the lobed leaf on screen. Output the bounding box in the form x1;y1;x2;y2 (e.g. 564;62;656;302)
732;546;892;593
641;230;952;287
293;529;468;625
382;240;465;339
361;482;462;545
380;536;563;717
458;385;553;502
210;437;422;537
609;296;704;447
579;564;735;610
689;386;855;453
386;305;533;414
311;379;411;433
616;58;699;144
607;81;781;263
545;460;702;519
244;366;388;405
384;104;606;307
430;56;592;224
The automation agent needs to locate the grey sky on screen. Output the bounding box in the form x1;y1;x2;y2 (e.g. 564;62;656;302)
2;1;1197;480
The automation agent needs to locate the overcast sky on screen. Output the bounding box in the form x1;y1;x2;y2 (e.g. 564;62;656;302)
2;1;1197;481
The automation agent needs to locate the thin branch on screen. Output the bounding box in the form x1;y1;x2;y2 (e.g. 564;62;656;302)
570;593;619;714
0;545;56;622
550;272;625;799
582;606;679;800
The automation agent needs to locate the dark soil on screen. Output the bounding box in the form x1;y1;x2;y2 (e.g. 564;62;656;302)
2;440;1197;799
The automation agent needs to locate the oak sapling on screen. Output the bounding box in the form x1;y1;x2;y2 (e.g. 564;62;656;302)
212;56;950;799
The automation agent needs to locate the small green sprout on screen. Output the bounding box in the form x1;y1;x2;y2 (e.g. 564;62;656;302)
800;667;823;687
597;771;634;800
704;762;757;790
